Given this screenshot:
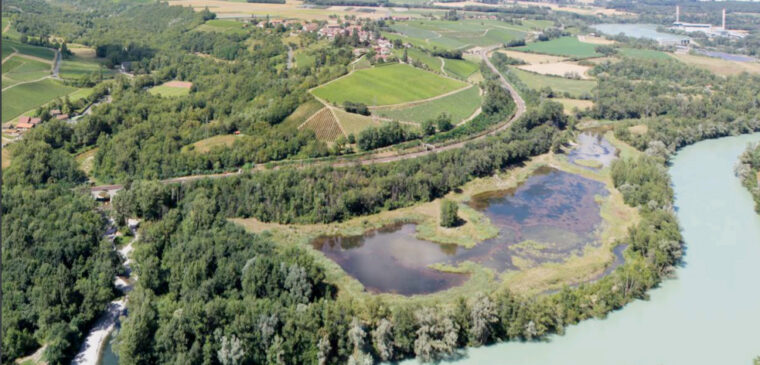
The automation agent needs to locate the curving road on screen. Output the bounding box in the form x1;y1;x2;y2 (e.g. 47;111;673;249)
89;47;525;193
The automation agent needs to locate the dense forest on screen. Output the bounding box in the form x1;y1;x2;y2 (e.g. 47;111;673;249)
737;143;760;212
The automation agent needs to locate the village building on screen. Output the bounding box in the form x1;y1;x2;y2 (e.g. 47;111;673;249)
16;122;35;130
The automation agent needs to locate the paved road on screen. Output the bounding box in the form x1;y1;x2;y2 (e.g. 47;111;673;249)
88;47;526;193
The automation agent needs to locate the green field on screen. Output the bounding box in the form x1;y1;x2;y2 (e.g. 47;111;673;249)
444;58;479;79
279;99;325;130
148;84;191;97
196;19;247;35
312;63;466;106
333;108;380;136
387;19;531;51
618;47;672;60
2;79;77;122
510;67;595;98
375;84;482;124
2;39;56;60
395;47;442;71
59;56;109;80
516;37;601;59
3;56;50;82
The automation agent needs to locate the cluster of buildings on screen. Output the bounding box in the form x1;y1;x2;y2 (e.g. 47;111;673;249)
671;6;747;39
2;110;70;136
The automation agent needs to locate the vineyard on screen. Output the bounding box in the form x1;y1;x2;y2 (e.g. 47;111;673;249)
299;107;344;142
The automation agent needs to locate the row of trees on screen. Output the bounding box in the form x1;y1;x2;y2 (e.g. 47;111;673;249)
737;143;760;212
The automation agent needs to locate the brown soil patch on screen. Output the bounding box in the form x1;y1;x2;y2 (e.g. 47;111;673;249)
164;80;193;88
498;50;566;64
517;61;592;79
670;53;760;76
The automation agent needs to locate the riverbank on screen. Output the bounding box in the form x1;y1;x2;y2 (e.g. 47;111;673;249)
424;132;760;365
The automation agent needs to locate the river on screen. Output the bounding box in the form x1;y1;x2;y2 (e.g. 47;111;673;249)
415;132;760;365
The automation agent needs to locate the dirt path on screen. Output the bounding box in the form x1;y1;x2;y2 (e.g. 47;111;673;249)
3;21;10;33
2;48;17;64
1;74;50;92
439;57;448;76
89;46;525;193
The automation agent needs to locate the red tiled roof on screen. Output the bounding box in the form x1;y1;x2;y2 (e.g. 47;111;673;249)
16;122;35;129
56;114;70;120
30;118;42;125
18;116;31;123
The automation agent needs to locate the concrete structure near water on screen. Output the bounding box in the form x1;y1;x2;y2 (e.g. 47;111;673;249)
671;5;747;39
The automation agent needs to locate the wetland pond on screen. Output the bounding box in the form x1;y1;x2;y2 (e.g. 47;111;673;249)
312;167;610;295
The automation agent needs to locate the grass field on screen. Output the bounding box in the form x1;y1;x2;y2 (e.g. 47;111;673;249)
196;19;247;35
2;79;77;122
618;48;671;60
554;98;594;114
312;63;466;106
443;58;479;79
75;148;98;176
516;61;592;79
59;56;108;80
375;85;481;124
294;52;315;68
167;0;407;21
510;67;595;97
332;108;380;136
184;134;238;153
515;37;601;59
497;50;567;64
299;108;344;141
148;83;192;97
668;53;760;76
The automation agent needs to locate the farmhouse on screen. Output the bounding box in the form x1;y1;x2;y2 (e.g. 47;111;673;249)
56;114;70;121
18;116;31;124
16;122;35;130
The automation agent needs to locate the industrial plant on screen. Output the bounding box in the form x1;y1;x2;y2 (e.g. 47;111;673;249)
671;5;747;39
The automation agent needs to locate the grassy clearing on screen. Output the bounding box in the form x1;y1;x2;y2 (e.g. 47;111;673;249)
374;85;481;124
183;134;238;153
669;53;760;76
628;124;648;135
577;35;615;45
349;56;371;71
332;108;380;136
196;19;247;35
510;67;595;97
516;61;592;79
388;19;530;51
75;148;98;176
443;58;479;79
279;99;324;131
312;63;466;106
497;50;567;64
2;79;77;122
299;108;344;141
618;47;671;60
148;84;191;97
59;56;109;80
516;37;601;59
394;47;441;71
294;51;315;68
554;97;594;114
2;56;50;82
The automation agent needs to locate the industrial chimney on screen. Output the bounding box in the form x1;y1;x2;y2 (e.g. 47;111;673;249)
722;8;726;30
676;5;680;23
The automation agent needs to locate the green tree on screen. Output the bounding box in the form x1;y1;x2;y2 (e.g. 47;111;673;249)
440;200;459;228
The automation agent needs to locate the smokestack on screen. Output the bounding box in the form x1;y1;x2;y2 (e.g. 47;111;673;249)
722;8;726;30
676;5;680;23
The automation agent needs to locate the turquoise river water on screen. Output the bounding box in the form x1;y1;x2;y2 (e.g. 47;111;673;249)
410;132;760;365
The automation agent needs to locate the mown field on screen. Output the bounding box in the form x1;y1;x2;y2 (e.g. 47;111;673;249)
2;79;77;122
515;37;601;59
183;134;238;153
668;53;760;76
280;99;324;130
3;56;50;83
510;67;595;97
375;85;481;124
2;39;56;60
394;47;442;71
332;108;380;137
311;63;466;106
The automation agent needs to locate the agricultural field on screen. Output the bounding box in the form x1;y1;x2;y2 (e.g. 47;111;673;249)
299;108;345;142
443;58;479;79
196;19;247;35
618;47;672;60
509;67;595;97
332;107;380;136
59;57;107;80
167;0;410;21
148;81;193;97
3;56;51;83
374;84;481;124
497;50;567;64
2;39;56;60
515;37;601;59
311;63;466;106
516;61;592;79
2;79;77;122
394;47;442;71
669;53;760;76
387;19;532;51
183;134;239;153
279;99;325;131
